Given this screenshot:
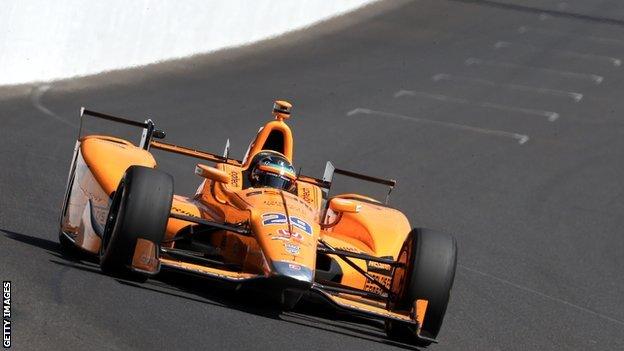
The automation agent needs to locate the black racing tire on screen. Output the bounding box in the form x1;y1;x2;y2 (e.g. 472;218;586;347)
386;228;457;346
99;166;173;278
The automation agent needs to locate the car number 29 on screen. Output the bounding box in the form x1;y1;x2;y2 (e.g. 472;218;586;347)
262;213;313;236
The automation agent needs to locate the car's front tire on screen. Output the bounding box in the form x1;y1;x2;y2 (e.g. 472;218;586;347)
386;228;457;346
99;166;173;278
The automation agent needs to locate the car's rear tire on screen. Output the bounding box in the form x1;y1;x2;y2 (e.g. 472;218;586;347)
385;228;457;346
99;166;173;278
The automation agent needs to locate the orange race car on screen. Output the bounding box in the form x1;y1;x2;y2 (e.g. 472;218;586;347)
58;101;457;346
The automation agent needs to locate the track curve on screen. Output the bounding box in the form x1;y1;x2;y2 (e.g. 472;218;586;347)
2;1;624;349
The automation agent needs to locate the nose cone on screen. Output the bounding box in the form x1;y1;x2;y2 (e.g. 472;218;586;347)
272;261;314;288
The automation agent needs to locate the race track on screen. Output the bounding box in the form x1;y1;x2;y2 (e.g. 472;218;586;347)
1;0;624;349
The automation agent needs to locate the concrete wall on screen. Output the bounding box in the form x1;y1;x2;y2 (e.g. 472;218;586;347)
0;0;375;86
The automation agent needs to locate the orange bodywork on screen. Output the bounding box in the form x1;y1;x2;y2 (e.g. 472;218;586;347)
60;106;425;329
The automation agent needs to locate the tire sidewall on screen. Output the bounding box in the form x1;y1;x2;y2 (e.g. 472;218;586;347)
387;228;457;341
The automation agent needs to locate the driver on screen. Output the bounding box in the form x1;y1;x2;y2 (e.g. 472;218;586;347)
248;151;296;192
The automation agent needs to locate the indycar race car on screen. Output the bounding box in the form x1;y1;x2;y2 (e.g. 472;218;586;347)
58;101;457;346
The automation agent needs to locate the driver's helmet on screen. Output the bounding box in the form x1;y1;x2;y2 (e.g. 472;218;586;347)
248;151;296;191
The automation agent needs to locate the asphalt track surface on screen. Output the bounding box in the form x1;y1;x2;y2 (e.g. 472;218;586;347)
1;0;624;349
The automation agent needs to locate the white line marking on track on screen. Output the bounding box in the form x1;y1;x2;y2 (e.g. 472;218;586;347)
346;108;529;144
30;85;76;128
518;25;624;46
432;73;583;102
395;89;560;122
459;264;624;328
495;41;621;67
465;57;603;84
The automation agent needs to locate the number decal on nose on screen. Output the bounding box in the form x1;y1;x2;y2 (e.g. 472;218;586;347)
290;216;312;236
262;213;288;225
262;213;313;235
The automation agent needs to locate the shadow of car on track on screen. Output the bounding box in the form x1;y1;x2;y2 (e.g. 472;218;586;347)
2;228;422;350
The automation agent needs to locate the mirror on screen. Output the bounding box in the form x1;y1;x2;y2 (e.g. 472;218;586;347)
329;198;361;214
195;164;230;183
153;130;166;139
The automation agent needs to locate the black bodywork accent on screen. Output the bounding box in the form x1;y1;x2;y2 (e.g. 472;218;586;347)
88;199;105;237
264;130;285;155
315;254;343;283
169;213;250;236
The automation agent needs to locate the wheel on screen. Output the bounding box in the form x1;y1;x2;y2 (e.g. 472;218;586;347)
99;166;173;278
386;228;457;346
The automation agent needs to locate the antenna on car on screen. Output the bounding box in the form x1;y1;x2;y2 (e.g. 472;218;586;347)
223;139;230;160
78;107;85;139
296;166;302;180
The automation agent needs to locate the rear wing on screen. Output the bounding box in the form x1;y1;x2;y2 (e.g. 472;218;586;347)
78;107;394;201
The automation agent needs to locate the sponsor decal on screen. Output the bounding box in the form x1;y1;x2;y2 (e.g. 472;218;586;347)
364;273;392;295
364;260;393;295
270;231;290;241
230;171;240;188
171;206;198;218
288;263;301;271
284;243;300;255
270;229;304;243
367;260;392;274
261;213;313;236
140;255;156;266
302;187;312;203
288;230;304;243
263;200;283;207
3;281;10;348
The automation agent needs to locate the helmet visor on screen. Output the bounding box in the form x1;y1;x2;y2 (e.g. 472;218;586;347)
254;172;294;191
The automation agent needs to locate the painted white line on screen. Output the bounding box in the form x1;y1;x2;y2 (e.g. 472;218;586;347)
459;264;624;328
465;57;603;84
495;41;621;67
432;73;583;102
518;25;624;47
395;89;560;122
346;108;529;144
30;85;76;128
